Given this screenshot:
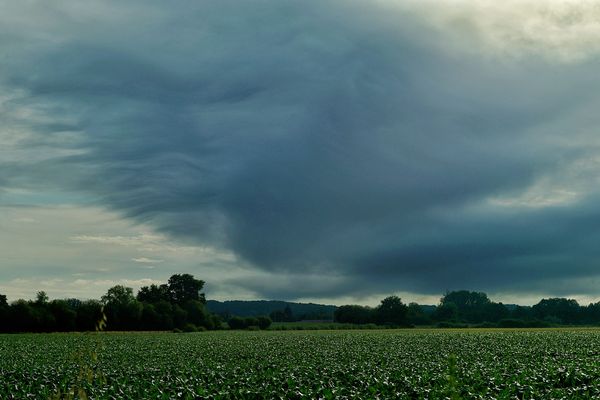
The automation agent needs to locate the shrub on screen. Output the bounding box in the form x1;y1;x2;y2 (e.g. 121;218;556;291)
228;316;246;330
257;316;272;330
244;317;259;328
182;323;198;332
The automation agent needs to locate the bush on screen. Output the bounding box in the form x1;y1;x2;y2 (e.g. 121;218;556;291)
247;325;260;331
257;316;272;330
244;317;259;328
182;323;198;332
497;319;526;328
228;316;246;330
436;321;468;329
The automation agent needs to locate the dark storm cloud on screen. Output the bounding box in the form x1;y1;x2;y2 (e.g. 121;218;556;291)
3;0;600;299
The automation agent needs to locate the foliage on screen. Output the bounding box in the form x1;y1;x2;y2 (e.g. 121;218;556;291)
227;315;271;330
0;274;217;333
136;284;170;303
334;305;374;324
1;329;600;398
257;316;272;330
270;305;295;322
167;274;206;305
207;300;335;320
5;286;600;333
374;296;408;326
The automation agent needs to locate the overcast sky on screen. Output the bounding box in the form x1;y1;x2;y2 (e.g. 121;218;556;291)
2;0;600;306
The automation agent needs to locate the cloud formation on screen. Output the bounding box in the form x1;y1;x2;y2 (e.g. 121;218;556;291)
3;0;600;301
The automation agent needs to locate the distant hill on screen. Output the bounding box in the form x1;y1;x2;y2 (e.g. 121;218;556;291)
420;305;437;314
206;300;337;320
503;304;524;311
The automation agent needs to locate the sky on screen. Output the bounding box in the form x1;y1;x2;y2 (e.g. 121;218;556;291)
2;0;600;306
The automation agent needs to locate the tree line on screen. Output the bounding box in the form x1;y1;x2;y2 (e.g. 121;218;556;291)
3;283;600;332
334;290;600;327
0;274;271;333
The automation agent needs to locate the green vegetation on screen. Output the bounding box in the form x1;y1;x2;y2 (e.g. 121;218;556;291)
0;274;226;333
4;286;600;333
1;329;600;399
334;290;600;328
206;300;335;321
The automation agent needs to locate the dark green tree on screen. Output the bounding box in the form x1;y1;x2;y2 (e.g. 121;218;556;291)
433;302;459;321
49;300;77;331
167;274;206;305
102;285;142;330
334;305;374;324
510;305;533;321
0;294;7;308
583;302;600;324
228;316;246;329
9;300;36;332
482;302;509;322
257;316;272;330
35;291;49;305
440;291;492;322
374;296;408;326
184;300;212;329
137;284;170;303
75;300;103;331
102;285;135;305
406;303;431;325
532;298;581;324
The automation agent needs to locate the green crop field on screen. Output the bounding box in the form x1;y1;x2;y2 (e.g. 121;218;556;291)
1;329;599;399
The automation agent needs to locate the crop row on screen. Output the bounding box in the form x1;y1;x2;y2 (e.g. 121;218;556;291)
1;329;599;399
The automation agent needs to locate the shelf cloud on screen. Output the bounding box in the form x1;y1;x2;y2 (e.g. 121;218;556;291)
3;0;600;301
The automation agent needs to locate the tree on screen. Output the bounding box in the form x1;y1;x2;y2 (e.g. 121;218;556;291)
153;300;175;330
406;303;430;325
583;302;600;324
36;291;49;305
228;316;246;329
9;300;36;332
0;295;8;333
49;300;77;331
334;305;374;324
257;316;272;330
75;300;103;331
374;296;408;326
140;303;162;330
0;294;8;308
244;317;259;328
0;274;221;333
510;305;533;321
184;300;212;329
433;303;458;321
102;285;135;305
482;302;509;322
167;274;206;305
102;285;141;330
137;284;170;303
440;291;491;322
532;298;581;325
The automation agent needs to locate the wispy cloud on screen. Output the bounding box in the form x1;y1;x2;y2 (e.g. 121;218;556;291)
69;234;162;247
132;257;163;264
